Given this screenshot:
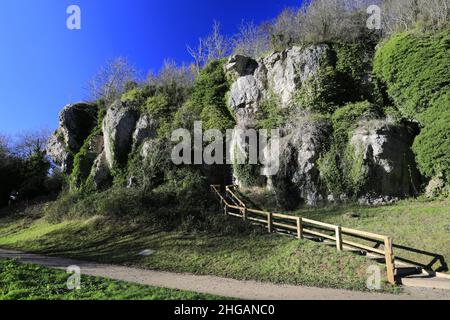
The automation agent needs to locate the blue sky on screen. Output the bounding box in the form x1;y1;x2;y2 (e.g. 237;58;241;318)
0;0;302;135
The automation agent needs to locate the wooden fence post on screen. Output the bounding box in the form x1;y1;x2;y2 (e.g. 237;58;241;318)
224;205;228;215
296;217;303;240
384;237;396;284
242;207;247;221
268;212;273;233
335;226;343;251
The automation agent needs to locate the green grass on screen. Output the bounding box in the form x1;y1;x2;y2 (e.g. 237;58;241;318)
0;259;223;300
241;188;450;274
3;197;447;294
295;199;450;273
0;209;396;292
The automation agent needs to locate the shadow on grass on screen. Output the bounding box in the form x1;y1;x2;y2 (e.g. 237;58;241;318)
229;189;449;275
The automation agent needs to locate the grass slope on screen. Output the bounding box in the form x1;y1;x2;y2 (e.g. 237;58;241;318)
242;189;450;274
2;198;447;293
0;211;393;292
0;259;223;300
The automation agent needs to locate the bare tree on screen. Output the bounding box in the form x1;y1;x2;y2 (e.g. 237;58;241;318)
86;57;137;104
233;20;271;58
382;0;450;34
205;21;232;61
187;21;232;73
187;39;207;75
148;59;194;88
421;0;450;29
270;8;302;49
13;128;51;157
0;134;10;158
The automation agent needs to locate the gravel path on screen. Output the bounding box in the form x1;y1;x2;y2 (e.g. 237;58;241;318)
1;249;449;300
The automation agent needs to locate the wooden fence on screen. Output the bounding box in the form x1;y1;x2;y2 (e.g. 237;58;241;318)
211;184;396;284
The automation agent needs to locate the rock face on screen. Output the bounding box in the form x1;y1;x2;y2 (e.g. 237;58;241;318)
226;45;422;205
90;151;111;190
264;118;331;206
226;45;335;205
71;133;105;189
59;103;99;153
47;132;73;173
351;120;421;201
133;114;157;147
102;101;138;169
226;44;331;126
47;44;425;206
47;103;98;173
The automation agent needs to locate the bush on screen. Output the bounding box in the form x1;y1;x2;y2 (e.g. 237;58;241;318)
174;59;235;132
296;65;342;114
191;60;229;107
334;42;375;102
374;29;449;184
127;139;170;192
295;42;376;114
373;29;450;119
256;94;287;130
121;86;152;110
233;164;264;188
413;93;450;180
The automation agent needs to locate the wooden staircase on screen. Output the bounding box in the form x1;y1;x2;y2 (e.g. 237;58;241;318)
211;185;450;289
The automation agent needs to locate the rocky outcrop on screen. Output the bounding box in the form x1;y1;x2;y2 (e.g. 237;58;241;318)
47;132;73;173
47;103;98;173
226;44;331;126
350;119;421;202
226;45;334;205
102;101;138;169
58;103;98;153
264;45;330;107
226;45;422;206
264;117;331;206
133;114;157;147
90;151;111;190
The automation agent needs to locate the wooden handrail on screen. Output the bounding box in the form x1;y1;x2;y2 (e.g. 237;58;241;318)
225;185;246;208
211;185;397;284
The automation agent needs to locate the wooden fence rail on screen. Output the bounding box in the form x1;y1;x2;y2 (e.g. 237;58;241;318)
211;185;396;284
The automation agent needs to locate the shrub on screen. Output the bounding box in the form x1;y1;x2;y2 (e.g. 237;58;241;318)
145;93;171;119
374;29;449;184
413;93;450;180
200;104;235;132
174;59;235;132
69;109;105;192
256;94;286;130
334;42;375;102
191;60;230;110
121;86;152;110
373;29;450;119
233;164;264;187
295;42;375;114
127;139;170;192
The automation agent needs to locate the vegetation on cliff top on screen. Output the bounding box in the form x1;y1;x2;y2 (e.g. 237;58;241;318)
374;28;450;185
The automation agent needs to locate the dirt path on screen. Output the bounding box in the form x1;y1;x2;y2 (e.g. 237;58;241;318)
1;249;449;300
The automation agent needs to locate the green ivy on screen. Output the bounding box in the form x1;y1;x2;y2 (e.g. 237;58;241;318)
374;29;450;186
412;92;450;180
256;93;286;130
69;109;106;193
373;29;450;119
173;59;235;132
318;101;380;197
